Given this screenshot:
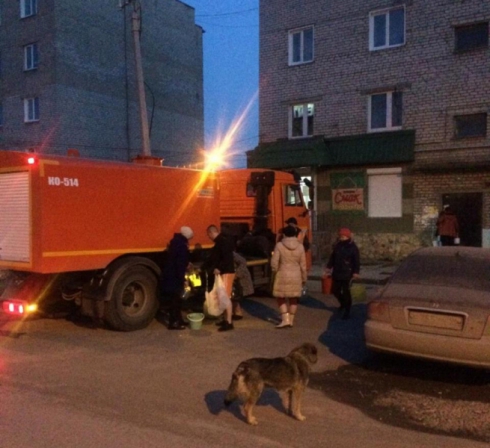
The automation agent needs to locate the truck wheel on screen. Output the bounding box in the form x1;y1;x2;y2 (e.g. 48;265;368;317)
104;265;158;331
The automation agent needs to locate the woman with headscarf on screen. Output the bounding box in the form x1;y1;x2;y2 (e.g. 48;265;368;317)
160;226;194;330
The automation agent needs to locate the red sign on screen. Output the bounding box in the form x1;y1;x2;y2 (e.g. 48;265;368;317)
332;188;364;211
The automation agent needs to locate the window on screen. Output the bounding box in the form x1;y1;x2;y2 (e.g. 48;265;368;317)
24;44;39;70
455;22;489;52
367;168;402;218
368;91;402;131
369;7;405;51
284;185;304;207
288;27;314;65
290;103;314;138
454;113;487;139
20;0;38;18
24;97;39;122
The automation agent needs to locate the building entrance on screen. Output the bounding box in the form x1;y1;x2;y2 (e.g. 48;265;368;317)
442;193;482;247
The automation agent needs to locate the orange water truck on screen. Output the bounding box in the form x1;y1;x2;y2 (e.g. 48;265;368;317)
0;150;310;331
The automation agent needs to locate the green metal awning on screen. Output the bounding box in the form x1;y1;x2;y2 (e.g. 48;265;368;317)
246;136;326;169
247;130;415;169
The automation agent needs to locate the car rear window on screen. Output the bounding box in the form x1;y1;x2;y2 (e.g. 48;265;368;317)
391;252;490;291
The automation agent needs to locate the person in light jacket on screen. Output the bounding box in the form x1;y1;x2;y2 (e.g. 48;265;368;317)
271;225;307;329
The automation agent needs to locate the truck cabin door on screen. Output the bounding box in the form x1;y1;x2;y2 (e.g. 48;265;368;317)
281;183;311;268
281;184;309;230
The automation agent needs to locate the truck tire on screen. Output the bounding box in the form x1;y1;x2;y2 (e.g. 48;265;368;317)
104;265;158;331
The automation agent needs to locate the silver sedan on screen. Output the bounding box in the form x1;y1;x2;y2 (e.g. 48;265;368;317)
364;246;490;368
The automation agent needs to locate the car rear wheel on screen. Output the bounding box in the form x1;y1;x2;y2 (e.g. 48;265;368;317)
104;265;158;331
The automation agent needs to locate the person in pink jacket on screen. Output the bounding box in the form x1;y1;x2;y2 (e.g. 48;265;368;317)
271;225;307;329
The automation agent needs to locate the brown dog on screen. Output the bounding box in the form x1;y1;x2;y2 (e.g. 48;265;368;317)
224;343;318;425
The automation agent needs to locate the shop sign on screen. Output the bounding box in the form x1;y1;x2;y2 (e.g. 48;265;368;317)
330;171;365;211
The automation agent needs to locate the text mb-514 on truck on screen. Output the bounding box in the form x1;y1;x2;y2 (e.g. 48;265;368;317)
0;150;310;331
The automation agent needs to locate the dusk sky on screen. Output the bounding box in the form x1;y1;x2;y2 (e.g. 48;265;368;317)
183;0;259;167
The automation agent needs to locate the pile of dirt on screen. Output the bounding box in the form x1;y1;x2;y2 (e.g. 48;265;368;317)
309;356;490;443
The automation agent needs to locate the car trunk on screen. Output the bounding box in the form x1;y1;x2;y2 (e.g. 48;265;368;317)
381;283;490;339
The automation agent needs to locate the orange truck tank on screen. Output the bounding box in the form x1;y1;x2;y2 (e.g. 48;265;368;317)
0;151;219;273
0;151;311;331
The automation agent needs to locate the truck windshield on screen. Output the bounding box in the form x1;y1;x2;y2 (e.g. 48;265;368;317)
284;185;304;207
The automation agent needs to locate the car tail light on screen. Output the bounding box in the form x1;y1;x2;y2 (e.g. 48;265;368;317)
2;300;38;316
367;300;391;323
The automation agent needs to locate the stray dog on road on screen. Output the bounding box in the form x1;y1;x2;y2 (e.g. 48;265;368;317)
224;343;318;425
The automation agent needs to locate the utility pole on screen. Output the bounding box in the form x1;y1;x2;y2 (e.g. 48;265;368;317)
120;0;151;158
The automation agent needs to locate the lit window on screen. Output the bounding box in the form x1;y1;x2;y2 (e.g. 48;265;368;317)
24;97;40;122
20;0;38;18
369;7;405;51
24;44;39;70
454;22;489;52
290;103;314;138
368;168;402;218
454;113;487;139
368;91;402;132
288;27;314;65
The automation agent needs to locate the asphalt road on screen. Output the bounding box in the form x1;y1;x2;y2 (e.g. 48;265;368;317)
0;285;488;448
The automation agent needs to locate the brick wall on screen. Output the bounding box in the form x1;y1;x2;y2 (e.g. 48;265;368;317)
260;0;490;258
259;0;490;160
0;0;204;165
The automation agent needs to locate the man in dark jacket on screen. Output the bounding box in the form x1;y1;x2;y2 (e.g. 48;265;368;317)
205;225;236;332
277;217;310;251
160;226;194;330
326;228;360;320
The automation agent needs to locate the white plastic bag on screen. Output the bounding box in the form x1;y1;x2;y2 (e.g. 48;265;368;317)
204;275;230;316
215;275;231;312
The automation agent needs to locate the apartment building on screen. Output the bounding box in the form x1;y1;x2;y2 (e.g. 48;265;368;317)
249;0;490;260
0;0;204;166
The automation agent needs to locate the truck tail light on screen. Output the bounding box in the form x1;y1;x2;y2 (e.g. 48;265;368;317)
2;300;38;316
367;300;391;323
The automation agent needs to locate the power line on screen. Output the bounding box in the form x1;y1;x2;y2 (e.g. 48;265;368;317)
196;21;258;29
196;7;257;18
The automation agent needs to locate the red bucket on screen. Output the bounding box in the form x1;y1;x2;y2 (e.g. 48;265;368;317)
321;275;332;294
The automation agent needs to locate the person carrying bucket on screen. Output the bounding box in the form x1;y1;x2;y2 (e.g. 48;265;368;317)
325;228;360;320
160;226;194;330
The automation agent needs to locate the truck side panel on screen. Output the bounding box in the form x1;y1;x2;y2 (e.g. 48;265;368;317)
0;151;220;274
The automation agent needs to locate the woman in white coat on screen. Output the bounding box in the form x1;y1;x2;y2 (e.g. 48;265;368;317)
271;225;307;328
